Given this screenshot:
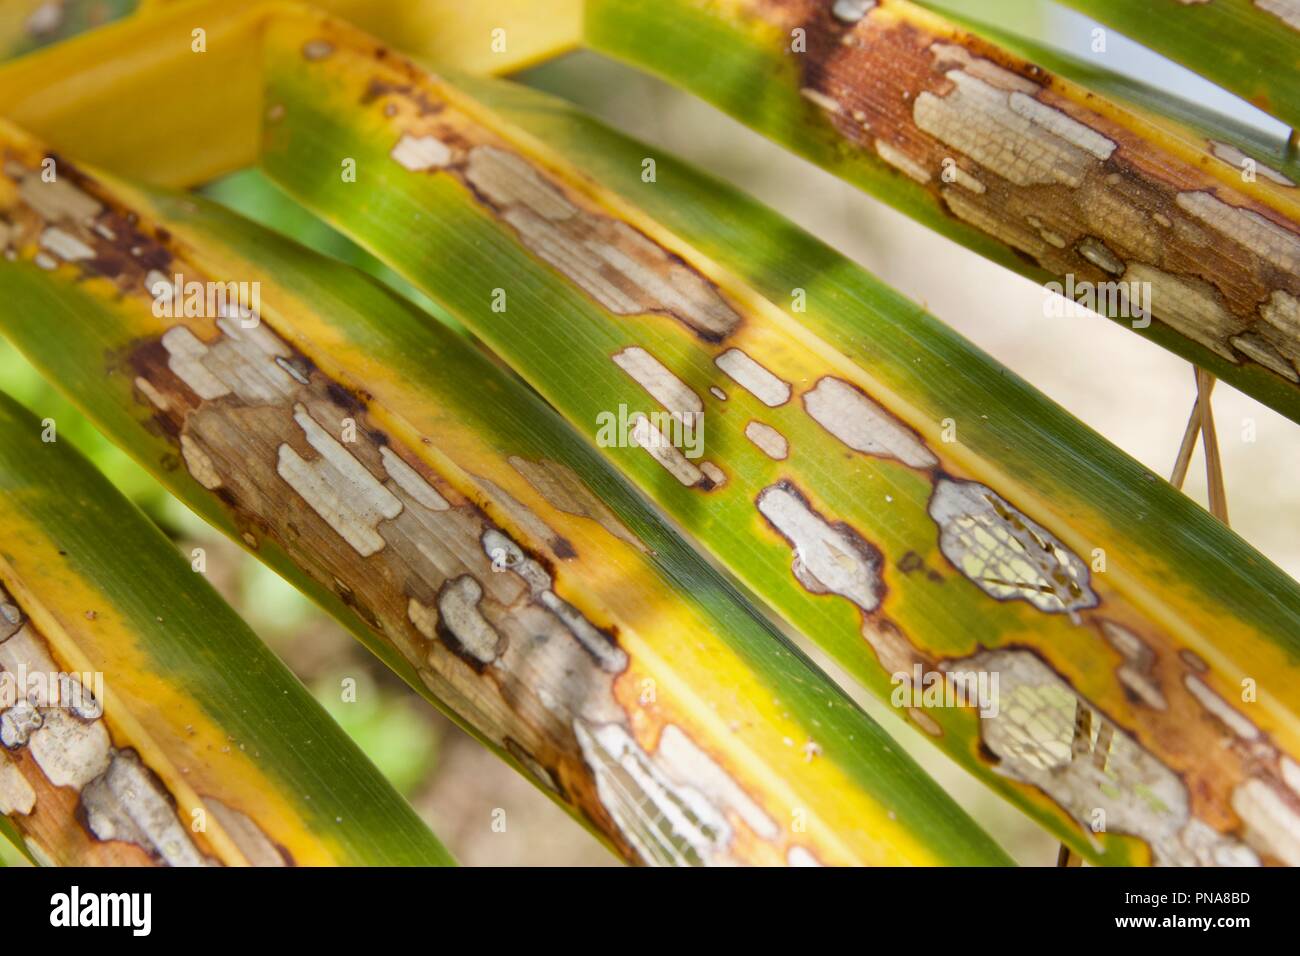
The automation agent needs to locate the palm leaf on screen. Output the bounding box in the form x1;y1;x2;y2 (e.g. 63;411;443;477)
584;0;1300;424
1055;0;1300;133
0;390;451;865
248;18;1300;865
0;121;1008;866
916;0;1300;185
2;0;1298;867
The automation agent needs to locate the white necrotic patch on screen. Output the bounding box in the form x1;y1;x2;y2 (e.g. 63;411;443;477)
302;39;334;60
1256;0;1300;31
951;165;986;194
434;575;502;664
1261;291;1300;349
1098;620;1166;710
875;139;932;183
39;227;95;262
0;754;35;815
28;709;112;791
1234;332;1299;379
786;845;823;866
0;625;58;703
206;798;285;867
380;447;449;511
929;478;1097;616
714;349;790;406
465;146;577;220
25;2;62;35
81;749;208;866
0;598;22;637
206;318;296;403
180;435;222;490
480;529;627;673
1282;756;1300;796
1124;264;1243;359
0;702;41;749
927;43;1040;94
15;168;102;223
744;421;789;460
472;473;566;557
463;146;740;340
574;719;773;866
756;482;883;612
161;320;297;405
1006;92;1117;161
1175;191;1300;274
1078;237;1125;275
1027;216;1066;248
612;346;703;418
1231;779;1300;865
161;327;230;400
915;71;1114;188
800;88;842;114
655;724;779;841
832;0;876;23
277;404;403;556
390;134;453;172
134;376;170;410
961;647;1256;866
594;224;740;335
630;414;703;486
1210;141;1295;186
1184;675;1260;741
699;461;727;487
803;376;938;468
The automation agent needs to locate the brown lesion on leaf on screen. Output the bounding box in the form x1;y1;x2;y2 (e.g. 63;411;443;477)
749;462;1299;862
897;550;943;583
349;70;744;342
951;646;1264;864
0;152;174;291
114;257;776;862
759;0;1300;384
0;583;267;866
953;643;1300;864
0;145;701;859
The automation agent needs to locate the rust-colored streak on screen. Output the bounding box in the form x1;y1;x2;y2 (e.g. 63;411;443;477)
765;0;1300;383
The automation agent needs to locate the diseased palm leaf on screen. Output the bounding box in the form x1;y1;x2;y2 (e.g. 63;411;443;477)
584;0;1300;425
6;1;1299;423
0;390;451;866
238;14;1300;865
1;0;1298;869
0;121;1010;866
1054;0;1300;133
917;0;1300;187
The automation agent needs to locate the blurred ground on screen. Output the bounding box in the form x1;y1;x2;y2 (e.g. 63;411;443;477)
3;21;1298;869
